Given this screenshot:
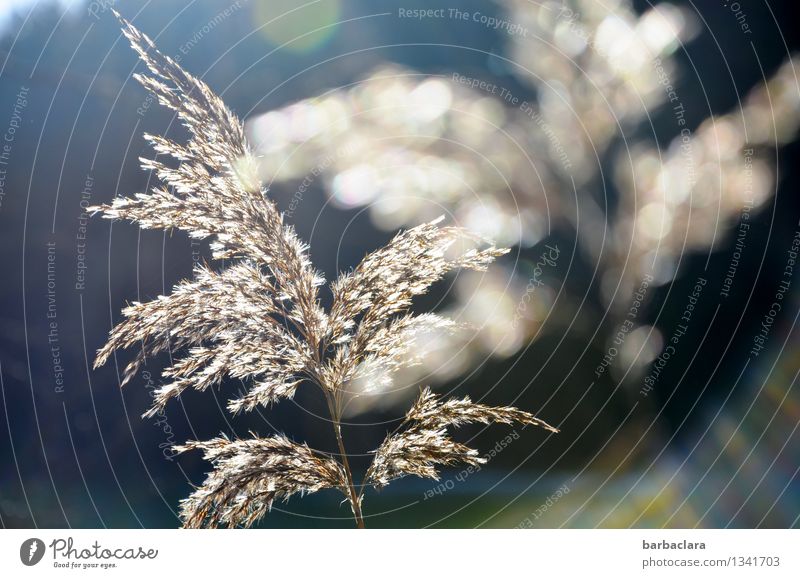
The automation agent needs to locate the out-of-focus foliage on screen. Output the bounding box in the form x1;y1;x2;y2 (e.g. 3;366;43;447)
245;1;800;411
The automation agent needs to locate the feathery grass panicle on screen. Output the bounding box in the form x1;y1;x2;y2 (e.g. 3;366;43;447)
92;13;556;528
174;435;347;528
365;388;558;489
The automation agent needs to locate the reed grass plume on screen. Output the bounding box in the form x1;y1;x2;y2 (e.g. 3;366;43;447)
91;11;558;529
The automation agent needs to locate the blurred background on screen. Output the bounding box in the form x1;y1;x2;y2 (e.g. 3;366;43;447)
0;0;799;528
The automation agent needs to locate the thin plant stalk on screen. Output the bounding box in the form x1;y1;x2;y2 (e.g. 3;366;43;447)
324;390;365;528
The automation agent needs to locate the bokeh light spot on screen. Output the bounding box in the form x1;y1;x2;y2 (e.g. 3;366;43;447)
253;0;341;53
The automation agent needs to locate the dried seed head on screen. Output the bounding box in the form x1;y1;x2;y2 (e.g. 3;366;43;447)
175;435;347;528
365;387;558;489
92;13;555;529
